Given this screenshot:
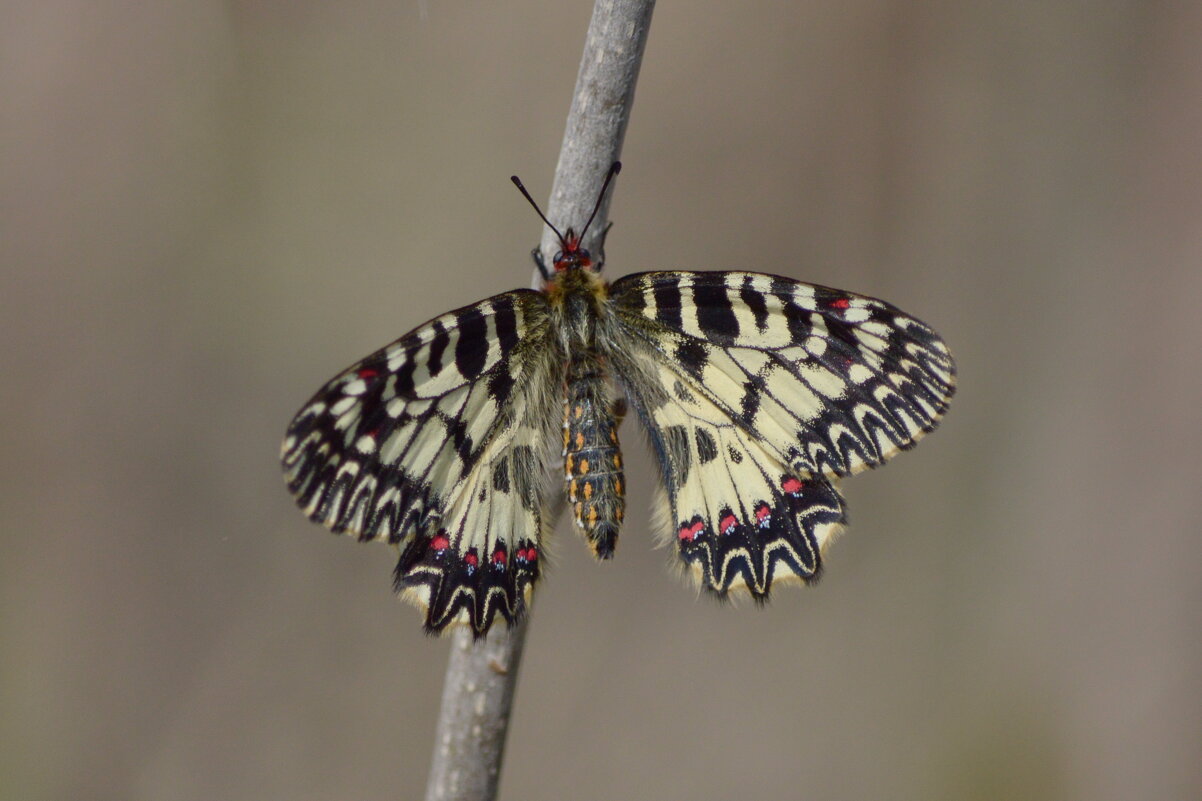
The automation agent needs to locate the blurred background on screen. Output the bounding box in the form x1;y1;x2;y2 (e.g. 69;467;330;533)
3;2;1200;799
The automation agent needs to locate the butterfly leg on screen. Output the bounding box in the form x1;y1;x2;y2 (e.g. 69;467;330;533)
594;222;614;271
531;247;552;282
610;395;627;425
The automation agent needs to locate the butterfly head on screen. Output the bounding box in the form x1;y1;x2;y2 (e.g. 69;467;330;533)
511;162;621;277
551;227;594;273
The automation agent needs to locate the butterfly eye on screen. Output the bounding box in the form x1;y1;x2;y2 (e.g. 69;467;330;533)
553;248;593;272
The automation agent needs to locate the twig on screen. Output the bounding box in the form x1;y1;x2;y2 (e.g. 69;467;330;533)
422;3;656;801
537;0;657;272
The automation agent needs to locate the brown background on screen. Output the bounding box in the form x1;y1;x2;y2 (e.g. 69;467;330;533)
4;2;1200;799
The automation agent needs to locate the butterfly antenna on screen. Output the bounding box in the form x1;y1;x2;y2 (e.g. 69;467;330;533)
510;174;567;249
579;161;622;243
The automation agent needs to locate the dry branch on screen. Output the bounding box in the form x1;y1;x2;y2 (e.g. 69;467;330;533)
423;3;656;800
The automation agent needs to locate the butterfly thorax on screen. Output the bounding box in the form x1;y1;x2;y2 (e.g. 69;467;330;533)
544;261;608;347
544;264;626;558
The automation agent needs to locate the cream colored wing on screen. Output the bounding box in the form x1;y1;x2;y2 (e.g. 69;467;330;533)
607;271;955;479
605;332;846;596
282;289;561;634
603;270;953;596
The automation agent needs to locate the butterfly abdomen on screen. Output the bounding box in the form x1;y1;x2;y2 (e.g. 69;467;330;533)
563;350;625;558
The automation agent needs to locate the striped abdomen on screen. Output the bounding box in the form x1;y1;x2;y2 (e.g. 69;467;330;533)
563;351;625;558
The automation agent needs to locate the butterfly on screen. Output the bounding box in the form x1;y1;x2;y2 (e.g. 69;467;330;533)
281;163;956;636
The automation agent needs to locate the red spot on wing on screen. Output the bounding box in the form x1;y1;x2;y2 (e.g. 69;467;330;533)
755;503;772;523
491;550;507;566
829;298;850;310
526;547;538;562
782;477;805;495
678;520;705;542
357;368;379;379
464;551;479;568
431;534;450;552
719;514;738;535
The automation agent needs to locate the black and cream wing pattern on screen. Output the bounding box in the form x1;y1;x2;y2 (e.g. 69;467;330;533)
282;166;955;637
281;290;562;634
600;271;955;597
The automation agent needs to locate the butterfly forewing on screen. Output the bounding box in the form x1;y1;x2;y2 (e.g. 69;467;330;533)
608;271;956;478
281;289;561;633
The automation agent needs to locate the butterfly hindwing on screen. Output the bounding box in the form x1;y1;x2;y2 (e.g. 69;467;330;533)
673;460;847;598
603;270;954;596
393;420;551;633
281;289;560;634
603;333;847;596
